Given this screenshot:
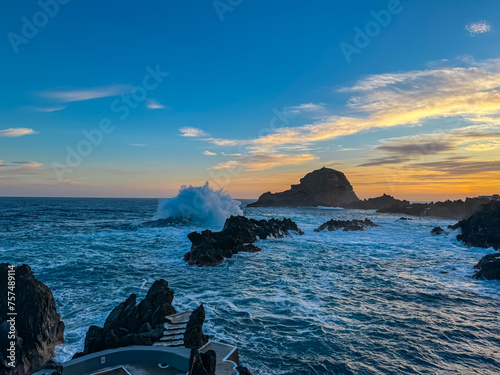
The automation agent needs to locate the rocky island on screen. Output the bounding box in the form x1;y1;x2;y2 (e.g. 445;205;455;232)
247;167;359;207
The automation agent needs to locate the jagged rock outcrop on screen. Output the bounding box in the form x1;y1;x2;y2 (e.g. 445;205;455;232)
343;194;409;210
399;217;413;221
431;227;446;235
189;348;217;375
377;197;491;220
236;366;254;375
185;216;304;266
248;167;359;208
184;305;209;349
450;201;500;249
0;264;64;375
75;279;176;357
314;218;378;232
472;253;500;280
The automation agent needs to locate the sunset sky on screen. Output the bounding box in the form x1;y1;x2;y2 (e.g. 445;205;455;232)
1;0;500;200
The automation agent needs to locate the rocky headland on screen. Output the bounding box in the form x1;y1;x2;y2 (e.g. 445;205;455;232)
0;264;64;375
248;167;359;208
343;194;409;210
377;197;491;220
314;218;379;232
185;215;304;266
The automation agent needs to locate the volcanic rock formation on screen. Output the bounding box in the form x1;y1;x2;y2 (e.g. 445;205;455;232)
472;253;500;280
185;215;304;266
76;279;178;356
450;201;500;249
248;167;359;207
0;264;64;375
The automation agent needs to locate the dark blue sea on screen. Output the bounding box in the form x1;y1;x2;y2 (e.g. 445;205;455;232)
1;197;499;374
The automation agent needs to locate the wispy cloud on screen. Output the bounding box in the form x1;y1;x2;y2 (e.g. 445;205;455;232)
41;84;132;102
0;161;43;175
0;128;39;137
179;127;208;137
286;103;325;115
213;154;317;171
204;150;216;156
466;21;491;36
36;106;65;112
129;143;149;147
146;99;166;109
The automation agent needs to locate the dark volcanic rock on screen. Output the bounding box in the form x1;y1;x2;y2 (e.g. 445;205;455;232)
248;167;359;208
0;264;64;375
189;348;216;375
431;227;446;235
184;216;304;266
377;197;491;220
343;194;409;210
314;219;378;232
78;279;176;356
184;305;209;349
451;201;500;249
472;253;500;280
399;217;413;221
236;366;254;375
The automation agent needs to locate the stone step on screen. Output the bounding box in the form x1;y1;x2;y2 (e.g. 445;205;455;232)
153;340;184;347
159;334;184;342
165;310;192;325
163;328;185;336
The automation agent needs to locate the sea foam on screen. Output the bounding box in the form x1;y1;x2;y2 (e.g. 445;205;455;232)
155;183;243;228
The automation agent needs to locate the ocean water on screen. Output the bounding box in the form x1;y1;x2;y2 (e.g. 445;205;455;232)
1;197;499;374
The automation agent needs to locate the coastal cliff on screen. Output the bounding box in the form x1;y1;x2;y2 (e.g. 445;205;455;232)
248;167;359;208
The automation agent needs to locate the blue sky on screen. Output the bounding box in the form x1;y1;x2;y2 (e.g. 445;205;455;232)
1;0;500;199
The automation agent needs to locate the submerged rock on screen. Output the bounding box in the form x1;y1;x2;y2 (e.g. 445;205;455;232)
451;201;500;250
0;264;64;375
185;215;304;266
248;167;359;207
431;227;446;235
472;253;500;280
77;279;176;356
314;218;378;232
184;305;209;349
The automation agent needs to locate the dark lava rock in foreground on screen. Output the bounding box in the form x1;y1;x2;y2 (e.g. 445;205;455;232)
248;167;359;207
450;201;500;250
184;305;209;349
0;264;65;375
189;348;217;375
377;197;491;220
76;279;178;356
314;218;378;232
472;253;500;280
431;227;446;235
185;215;304;266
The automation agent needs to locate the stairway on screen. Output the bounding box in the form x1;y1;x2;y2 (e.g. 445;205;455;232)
153;310;192;348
